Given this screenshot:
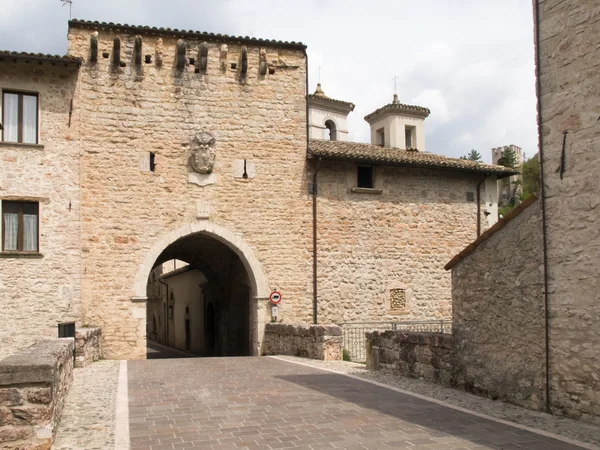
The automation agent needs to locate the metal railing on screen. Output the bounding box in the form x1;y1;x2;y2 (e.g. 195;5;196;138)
339;320;452;363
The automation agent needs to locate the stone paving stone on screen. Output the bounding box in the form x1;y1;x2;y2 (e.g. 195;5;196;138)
53;360;120;450
277;355;600;448
127;357;590;450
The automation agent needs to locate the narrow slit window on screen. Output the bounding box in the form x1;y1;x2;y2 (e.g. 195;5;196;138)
149;152;156;172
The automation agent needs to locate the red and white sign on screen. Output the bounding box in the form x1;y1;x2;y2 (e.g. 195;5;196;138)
269;291;282;305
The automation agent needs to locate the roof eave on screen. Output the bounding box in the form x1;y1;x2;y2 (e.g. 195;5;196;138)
0;53;82;67
364;107;430;124
68;19;307;51
307;149;517;178
307;96;355;113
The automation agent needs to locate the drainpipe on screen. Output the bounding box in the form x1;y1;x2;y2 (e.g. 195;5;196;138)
476;177;487;237
304;48;320;325
534;0;551;414
312;158;321;325
158;277;169;346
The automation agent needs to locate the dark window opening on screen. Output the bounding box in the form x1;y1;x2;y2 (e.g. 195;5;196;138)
376;128;385;146
405;127;413;149
149;152;156;172
2;91;38;144
466;192;475;202
242;159;248;179
324;120;337;141
357;166;374;189
145;54;152;64
2;201;39;253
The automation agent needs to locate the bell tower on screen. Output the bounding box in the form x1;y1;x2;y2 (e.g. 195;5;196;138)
307;83;355;141
364;94;430;151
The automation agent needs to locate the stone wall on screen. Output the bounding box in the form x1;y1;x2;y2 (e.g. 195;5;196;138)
536;0;600;424
0;339;74;449
0;62;82;360
67;23;311;359
450;200;545;411
366;331;453;385
316;161;486;323
74;327;102;368
263;323;342;360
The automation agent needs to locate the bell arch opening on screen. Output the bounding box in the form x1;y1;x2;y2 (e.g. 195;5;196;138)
134;222;269;358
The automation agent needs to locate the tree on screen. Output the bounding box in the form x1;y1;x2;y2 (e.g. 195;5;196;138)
497;146;519;169
522;153;541;197
460;149;482;162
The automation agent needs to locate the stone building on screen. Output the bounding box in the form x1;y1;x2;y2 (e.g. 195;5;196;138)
0;19;514;360
491;144;523;203
442;0;600;425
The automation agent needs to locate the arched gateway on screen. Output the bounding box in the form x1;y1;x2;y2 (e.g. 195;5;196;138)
133;222;270;357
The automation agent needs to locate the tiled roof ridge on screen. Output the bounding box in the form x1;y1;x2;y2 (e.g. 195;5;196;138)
364;98;430;121
69;19;306;50
0;50;82;65
308;139;518;176
444;194;539;270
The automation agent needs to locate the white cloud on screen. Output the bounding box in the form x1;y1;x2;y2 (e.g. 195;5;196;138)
0;0;537;164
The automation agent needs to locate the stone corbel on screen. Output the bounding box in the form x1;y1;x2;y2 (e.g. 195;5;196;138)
89;32;98;64
133;35;142;70
259;48;267;76
155;38;164;67
111;36;121;69
197;42;209;72
240;46;248;75
219;44;228;72
176;39;186;71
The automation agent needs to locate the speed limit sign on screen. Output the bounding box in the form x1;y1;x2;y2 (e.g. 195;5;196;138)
269;291;282;305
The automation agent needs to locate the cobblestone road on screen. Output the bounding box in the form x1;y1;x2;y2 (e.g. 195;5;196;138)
126;357;592;450
53;360;120;450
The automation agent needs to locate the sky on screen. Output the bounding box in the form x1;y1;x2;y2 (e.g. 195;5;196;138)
0;0;538;163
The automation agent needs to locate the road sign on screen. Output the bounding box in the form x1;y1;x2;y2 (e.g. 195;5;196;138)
269;291;282;305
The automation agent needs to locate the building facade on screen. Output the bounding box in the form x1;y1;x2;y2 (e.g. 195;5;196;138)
0;20;513;360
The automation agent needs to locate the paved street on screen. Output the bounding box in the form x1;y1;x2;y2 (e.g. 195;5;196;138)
126;357;588;450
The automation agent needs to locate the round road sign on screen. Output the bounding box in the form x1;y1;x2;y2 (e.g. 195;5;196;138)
269;291;282;305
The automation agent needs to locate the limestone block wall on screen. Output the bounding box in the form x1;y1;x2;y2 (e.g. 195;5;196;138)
67;24;311;359
0;62;82;360
74;327;102;368
0;339;74;449
451;200;545;411
536;0;600;424
366;331;453;385
316;161;484;323
263;323;342;360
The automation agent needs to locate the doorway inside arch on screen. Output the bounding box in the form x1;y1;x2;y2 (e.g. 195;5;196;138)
145;233;251;359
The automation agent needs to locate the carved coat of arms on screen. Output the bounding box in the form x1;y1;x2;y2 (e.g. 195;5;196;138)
189;132;216;174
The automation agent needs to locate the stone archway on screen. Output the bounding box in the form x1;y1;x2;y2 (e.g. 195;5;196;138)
133;221;270;356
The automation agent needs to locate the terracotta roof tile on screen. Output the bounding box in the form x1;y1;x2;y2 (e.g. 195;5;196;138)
0;50;82;65
365;95;430;121
444;194;539;270
69;19;306;50
308;139;519;176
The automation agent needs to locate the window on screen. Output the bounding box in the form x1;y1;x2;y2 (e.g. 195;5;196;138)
2;91;38;144
376;128;385;146
357;166;374;189
2;201;39;252
405;127;413;149
324;120;337;141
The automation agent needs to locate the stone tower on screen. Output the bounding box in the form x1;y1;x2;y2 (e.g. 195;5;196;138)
307;83;355;141
364;94;430;150
491;145;523;203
